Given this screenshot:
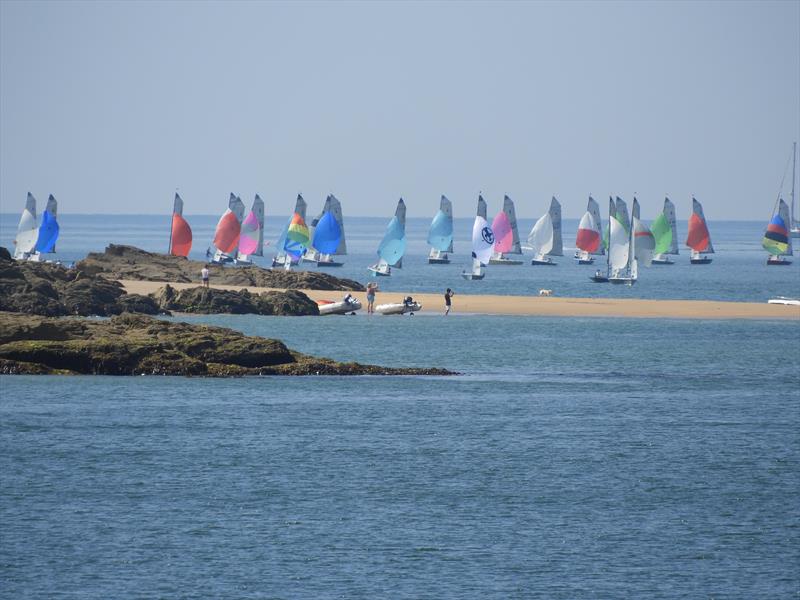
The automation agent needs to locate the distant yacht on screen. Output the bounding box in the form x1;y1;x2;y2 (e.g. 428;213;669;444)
462;195;492;280
763;198;793;266
685;197;714;264
168;193;192;257
489;195;523;265
650;197;679;264
369;198;406;277
528;197;562;266
236;194;265;264
427;195;454;264
306;194;347;267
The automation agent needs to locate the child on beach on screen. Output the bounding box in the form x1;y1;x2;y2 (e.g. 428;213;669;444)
366;282;378;314
444;288;454;315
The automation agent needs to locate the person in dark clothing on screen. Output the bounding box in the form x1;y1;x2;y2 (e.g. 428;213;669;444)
444;288;454;315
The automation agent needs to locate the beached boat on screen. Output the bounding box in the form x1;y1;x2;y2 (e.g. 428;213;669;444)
235;195;265;264
767;296;800;306
686;197;714;264
374;298;422;315
489;195;523;265
462;195;493;280
527;197;562;266
763;198;793;265
13;193;38;261
272;194;307;268
317;296;362;315
306;194;347;267
428;195;454;264
650;197;679;264
208;194;245;264
369;199;406;277
168;193;192;257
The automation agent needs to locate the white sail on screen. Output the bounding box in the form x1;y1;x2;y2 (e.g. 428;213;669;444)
472;215;494;265
548;197;563;256
527;212;554;259
14;193;38;259
608;216;629;272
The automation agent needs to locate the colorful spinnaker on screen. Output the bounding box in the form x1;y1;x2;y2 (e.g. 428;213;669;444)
307;194;347;263
651;197;679;259
369;199;407;276
575;211;601;254
685;197;714;258
284;212;310;259
763;199;793;256
428;195;454;254
491;210;513;254
238;195;265;258
632;197;654;267
211;194;245;257
489;195;522;263
34;194;59;255
274;194;308;267
311;209;342;255
169;193;192;257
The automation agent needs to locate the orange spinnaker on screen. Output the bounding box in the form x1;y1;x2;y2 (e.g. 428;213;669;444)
685;213;710;252
170;213;193;257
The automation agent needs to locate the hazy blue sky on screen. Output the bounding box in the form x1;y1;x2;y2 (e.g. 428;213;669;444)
1;0;798;219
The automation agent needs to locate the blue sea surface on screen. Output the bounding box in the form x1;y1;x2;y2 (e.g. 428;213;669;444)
1;314;799;598
1;212;798;302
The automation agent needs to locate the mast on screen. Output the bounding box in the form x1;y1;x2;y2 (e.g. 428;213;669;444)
168;192;176;254
792;142;797;227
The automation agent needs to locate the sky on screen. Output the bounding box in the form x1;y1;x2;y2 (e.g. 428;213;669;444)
1;0;798;219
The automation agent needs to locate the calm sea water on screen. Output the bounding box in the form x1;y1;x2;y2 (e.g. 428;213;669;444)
2;314;799;598
1;212;798;302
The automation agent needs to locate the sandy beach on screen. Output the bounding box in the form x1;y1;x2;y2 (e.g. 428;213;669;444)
119;280;800;320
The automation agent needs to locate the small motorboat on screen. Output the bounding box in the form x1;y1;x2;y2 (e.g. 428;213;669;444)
317;297;362;315
767;296;800;306
374;297;422;315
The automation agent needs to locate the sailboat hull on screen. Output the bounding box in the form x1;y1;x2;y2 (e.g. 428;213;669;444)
428;256;451;264
766;256;792;265
530;258;557;266
651;256;675;265
461;271;485;280
690;256;713;264
488;256;524;265
590;275;609;283
575;257;595;265
608;277;636;285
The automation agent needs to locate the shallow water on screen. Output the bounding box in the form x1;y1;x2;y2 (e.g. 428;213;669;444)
2;314;798;598
2;213;798;302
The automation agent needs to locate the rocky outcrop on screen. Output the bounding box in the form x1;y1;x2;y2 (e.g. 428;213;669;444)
0;312;454;377
153;285;319;316
77;245;365;291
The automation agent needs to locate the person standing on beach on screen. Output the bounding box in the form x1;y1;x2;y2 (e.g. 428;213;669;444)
201;265;210;288
444;288;454;315
366;282;378;314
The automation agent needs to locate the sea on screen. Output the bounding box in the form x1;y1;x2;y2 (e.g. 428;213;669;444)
1;214;799;598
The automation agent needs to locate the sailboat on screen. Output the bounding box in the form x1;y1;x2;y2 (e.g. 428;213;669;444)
27;195;60;262
528;197;562;265
608;209;637;286
575;196;604;264
208;193;245;264
763;198;793;265
369;199;406;277
685;197;714;264
428;195;454;264
272;194;307;268
789;142;799;239
461;195;493;280
168;193;192;258
13;193;38;260
632;198;655;267
281;212;311;271
489;195;523;265
306;195;347;267
650;197;679;264
236;195;265;264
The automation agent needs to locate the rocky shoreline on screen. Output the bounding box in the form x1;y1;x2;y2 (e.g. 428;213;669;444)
77;245;365;291
0;312;453;377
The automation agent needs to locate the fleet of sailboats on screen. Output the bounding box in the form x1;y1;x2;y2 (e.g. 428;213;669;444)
13;192;61;262
427;195;454;264
369;198;406;277
685;197;714;264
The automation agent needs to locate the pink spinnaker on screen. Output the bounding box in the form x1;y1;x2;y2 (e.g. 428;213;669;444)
491;211;513;253
238;210;260;255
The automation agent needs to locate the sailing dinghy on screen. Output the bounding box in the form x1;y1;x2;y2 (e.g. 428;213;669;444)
369;199;406;277
763;198;793;265
575;207;601;265
489;195;523;265
272;194;308;268
528;197;562;265
632;198;655;268
461;195;493;280
27;194;60;262
208;194;245;264
306;195;346;267
236;195;265;264
168;193;192;257
685;197;714;264
608;210;637;286
13;193;38;260
650;197;678;264
428;195;454;264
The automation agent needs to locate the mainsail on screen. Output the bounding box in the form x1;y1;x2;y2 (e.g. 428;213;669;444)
35;194;60;254
238;195;265;258
14;193;38;259
169;193;192;257
604;196;617;250
608;215;629;274
615;197;630;233
762;199;793;256
427;195;454;252
686;197;714;254
587;196;604;255
549;197;563;256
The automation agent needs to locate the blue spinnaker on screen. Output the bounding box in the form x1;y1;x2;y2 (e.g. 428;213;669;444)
34;210;59;253
377;216;406;266
311;211;342;255
427;209;452;251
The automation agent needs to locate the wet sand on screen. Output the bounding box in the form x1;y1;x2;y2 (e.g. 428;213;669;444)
119;280;800;320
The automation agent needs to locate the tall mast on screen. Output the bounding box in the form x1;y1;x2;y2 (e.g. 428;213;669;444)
792;142;797;226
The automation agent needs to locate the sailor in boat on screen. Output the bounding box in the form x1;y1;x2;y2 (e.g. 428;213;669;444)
343;293;355;305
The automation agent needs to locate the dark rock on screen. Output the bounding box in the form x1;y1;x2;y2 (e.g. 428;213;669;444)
77;245;364;291
0;311;455;377
0;247;12;261
152;285;319;316
117;294;164;315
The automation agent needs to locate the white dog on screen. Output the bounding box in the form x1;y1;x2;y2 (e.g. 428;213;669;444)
538;289;553;297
